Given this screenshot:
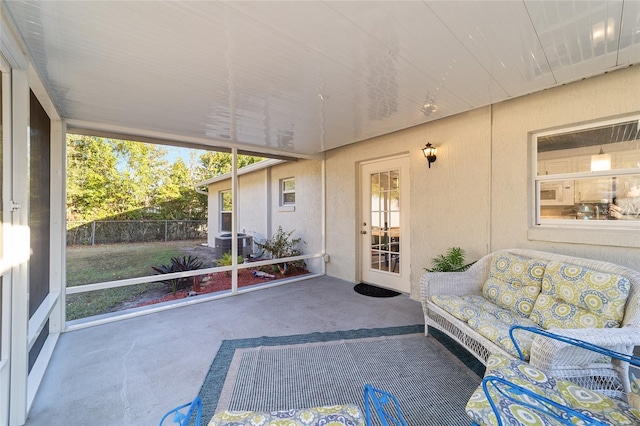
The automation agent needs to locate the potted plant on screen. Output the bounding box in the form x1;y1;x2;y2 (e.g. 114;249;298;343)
425;247;475;272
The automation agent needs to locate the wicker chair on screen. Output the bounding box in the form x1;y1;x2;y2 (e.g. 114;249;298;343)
420;248;640;398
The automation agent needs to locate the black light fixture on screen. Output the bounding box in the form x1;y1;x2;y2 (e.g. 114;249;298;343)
422;143;437;168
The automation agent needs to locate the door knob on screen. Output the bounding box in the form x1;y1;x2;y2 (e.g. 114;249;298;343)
360;230;367;234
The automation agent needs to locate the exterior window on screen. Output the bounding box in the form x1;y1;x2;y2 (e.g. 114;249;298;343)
281;178;295;206
534;116;640;226
220;190;232;232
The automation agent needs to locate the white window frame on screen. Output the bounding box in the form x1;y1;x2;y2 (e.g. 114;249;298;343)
220;190;232;232
529;114;640;248
280;177;295;211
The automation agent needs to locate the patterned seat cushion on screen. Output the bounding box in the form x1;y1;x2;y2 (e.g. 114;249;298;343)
430;294;487;321
482;253;546;318
430;294;520;322
529;261;631;329
467;312;539;359
466;354;640;425
209;404;365;426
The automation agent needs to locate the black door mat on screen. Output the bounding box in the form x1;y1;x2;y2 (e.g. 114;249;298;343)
354;283;401;298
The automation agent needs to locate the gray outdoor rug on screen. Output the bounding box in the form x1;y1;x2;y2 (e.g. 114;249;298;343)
198;325;483;425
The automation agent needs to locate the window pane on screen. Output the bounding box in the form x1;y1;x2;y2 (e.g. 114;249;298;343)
371;172;379;190
283;179;295;191
221;191;232;211
221;212;232;232
380;171;389;190
539;174;640;221
612;175;640;221
283;193;295;204
389;191;399;210
390;170;399;190
537;120;640;175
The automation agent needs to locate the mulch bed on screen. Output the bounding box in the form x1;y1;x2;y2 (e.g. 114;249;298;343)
136;268;309;307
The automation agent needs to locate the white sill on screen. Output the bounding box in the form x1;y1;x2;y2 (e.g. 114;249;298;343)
528;225;640;248
279;205;295;212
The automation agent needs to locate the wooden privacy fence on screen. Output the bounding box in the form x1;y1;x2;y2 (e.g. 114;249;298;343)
66;220;208;246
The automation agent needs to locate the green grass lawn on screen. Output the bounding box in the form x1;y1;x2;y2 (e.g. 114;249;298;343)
66;240;208;321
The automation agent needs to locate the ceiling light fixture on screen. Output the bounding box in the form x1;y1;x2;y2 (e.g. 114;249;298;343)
420;94;438;115
590;146;611;171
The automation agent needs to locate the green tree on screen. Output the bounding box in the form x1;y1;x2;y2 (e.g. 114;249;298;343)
158;159;207;220
113;140;169;213
67;135;263;223
66;135;123;221
196;152;264;181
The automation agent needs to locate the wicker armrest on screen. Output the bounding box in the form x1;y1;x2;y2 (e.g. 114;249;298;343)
528;327;640;370
510;325;640;369
420;254;492;300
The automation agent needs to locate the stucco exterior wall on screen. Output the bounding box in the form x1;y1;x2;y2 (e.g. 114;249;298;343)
325;107;491;298
206;171;268;247
269;160;323;271
206;159;323;273
490;66;640;265
325;66;640;299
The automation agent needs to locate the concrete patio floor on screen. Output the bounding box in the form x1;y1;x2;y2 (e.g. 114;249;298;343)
25;276;424;426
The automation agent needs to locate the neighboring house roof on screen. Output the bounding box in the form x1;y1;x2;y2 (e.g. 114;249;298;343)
194;158;285;193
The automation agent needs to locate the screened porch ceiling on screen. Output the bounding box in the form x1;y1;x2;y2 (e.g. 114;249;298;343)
4;0;640;158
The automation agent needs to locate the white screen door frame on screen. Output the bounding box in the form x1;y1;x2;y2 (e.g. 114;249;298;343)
0;57;11;426
359;155;410;293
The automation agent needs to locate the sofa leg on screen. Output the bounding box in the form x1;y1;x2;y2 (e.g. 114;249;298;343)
424;323;430;336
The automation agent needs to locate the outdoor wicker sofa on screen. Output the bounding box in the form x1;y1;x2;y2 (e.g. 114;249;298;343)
420;248;640;398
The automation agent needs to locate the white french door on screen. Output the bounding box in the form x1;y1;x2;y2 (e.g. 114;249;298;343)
359;156;410;293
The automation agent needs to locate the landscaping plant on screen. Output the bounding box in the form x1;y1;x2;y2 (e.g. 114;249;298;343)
152;255;204;295
425;247;475;272
255;226;306;274
216;252;245;276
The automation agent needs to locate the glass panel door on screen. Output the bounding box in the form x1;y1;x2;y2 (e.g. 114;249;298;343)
360;156;410;293
369;169;400;274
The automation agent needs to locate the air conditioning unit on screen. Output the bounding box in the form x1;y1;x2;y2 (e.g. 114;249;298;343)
214;233;253;259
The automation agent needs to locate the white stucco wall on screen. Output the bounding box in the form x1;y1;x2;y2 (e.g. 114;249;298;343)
269;160;323;272
325;107;491;298
325;66;640;299
207;170;268;248
206;159;323;273
490;66;640;265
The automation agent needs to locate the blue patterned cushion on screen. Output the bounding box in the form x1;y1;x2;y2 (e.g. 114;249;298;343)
482;253;546;318
467;312;538;358
530;261;630;329
430;294;482;321
209;404;365;425
466;354;640;425
430;294;521;323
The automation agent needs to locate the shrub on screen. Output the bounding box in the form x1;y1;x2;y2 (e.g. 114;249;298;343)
255;226;306;274
152;255;204;295
216;252;245;267
216;252;245;276
425;247;475;272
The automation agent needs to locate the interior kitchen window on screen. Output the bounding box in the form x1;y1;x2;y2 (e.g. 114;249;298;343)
534;116;640;226
281;177;295;206
220;190;232;232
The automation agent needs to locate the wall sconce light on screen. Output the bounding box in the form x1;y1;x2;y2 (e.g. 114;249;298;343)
590;146;611;171
422;143;437;168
